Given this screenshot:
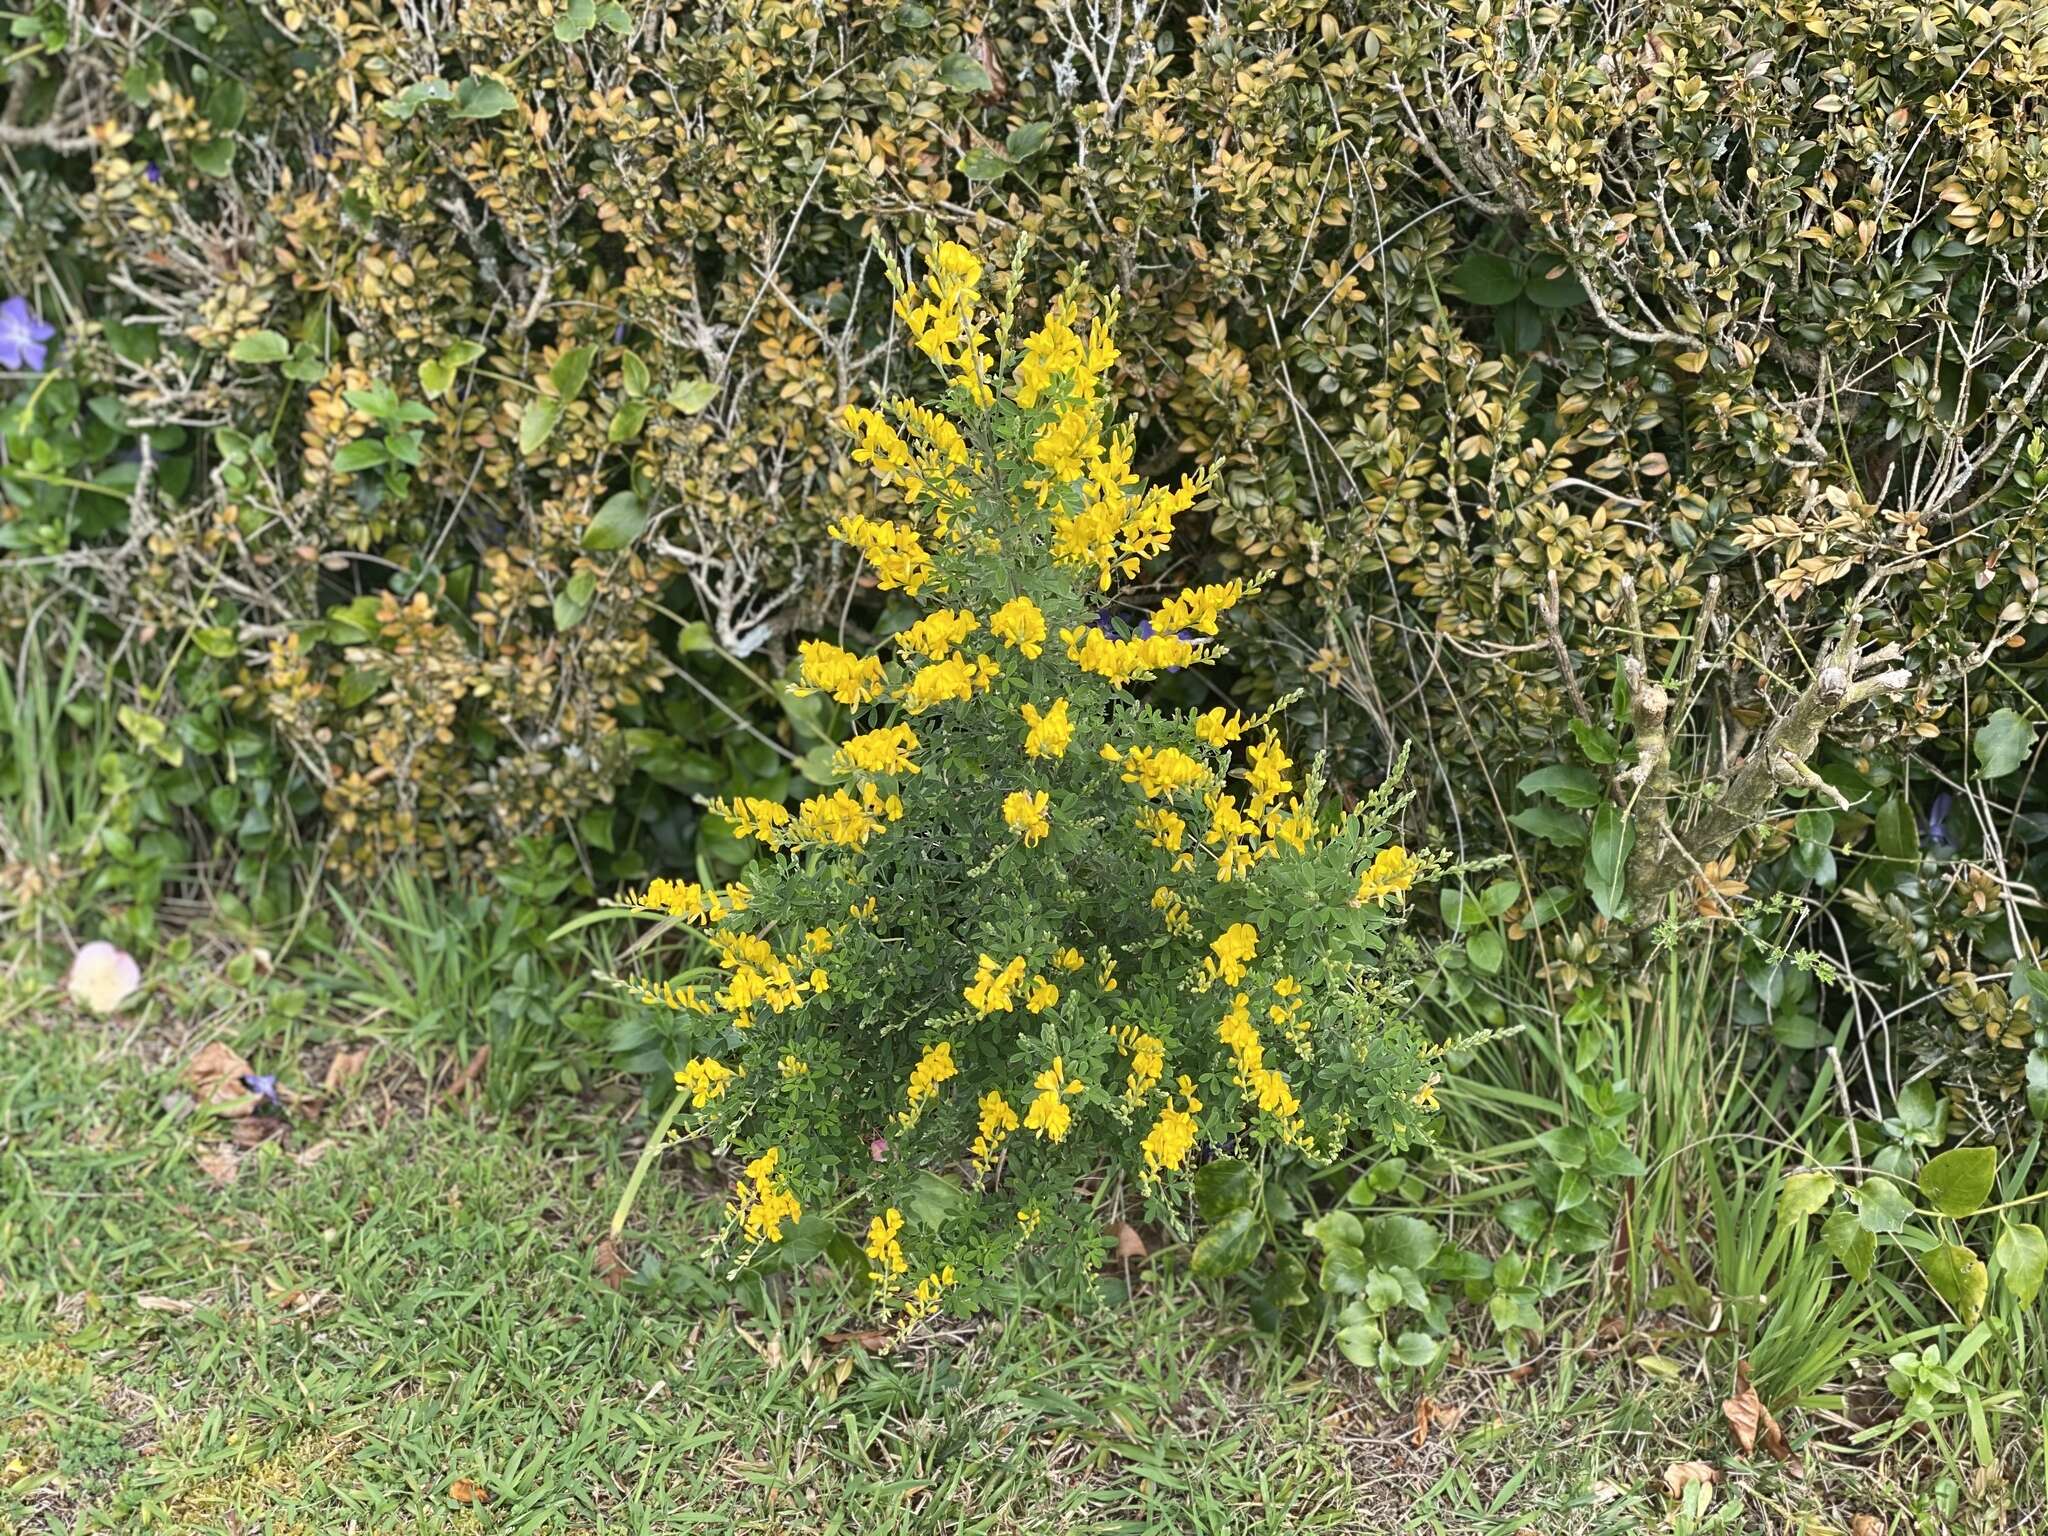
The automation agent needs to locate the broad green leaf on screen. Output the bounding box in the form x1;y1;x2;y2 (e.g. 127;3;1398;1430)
228;330;289;364
1974;708;2036;779
936;52;991;92
1191;1207;1263;1278
582;491;647;551
1193;1157;1256;1220
1777;1170;1837;1226
453;76;517;119
1568;717;1619;764
958;146;1012;181
1523;884;1576;926
1875;794;1919;862
607;400;651;444
1917;1146;1996;1218
192;138;237;177
1334;1321;1380;1367
1524;264;1587;309
620;349;650;398
1583;804;1633;920
519;397;563;455
1438;888;1486;932
1447;249;1522;305
1995;1222;2046;1306
1391;1330;1441;1367
553;0;596;41
1853;1175;1914;1234
1923;1242;1988;1325
1005;121;1053;158
331;439;388;474
1518;764;1605;809
554;568;597;630
670;377;718;413
1822;1208;1875;1281
1466;928;1505;975
1305;1210;1364;1250
550;346;595;404
1362;1214;1441;1270
1479;878;1522;917
1509;803;1587;846
1319;1240;1371;1295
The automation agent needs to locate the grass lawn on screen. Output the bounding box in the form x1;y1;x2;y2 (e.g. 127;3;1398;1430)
0;940;2013;1535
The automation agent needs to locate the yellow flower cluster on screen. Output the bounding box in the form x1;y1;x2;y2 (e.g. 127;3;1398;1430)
1150;882;1195;935
989;595;1047;658
901;652;1000;713
905;1264;958;1325
895;241;993;405
897;607;978;660
1140;1077;1205;1179
626;878;750;925
965;953;1028;1015
1115;744;1209;800
1113;1024;1165;1102
786;784;903;849
1193;708;1250;747
1354;845;1420;905
1060;624;1199;686
676;1055;738;1109
711;930;822;1027
826;511;934;594
1136;807;1193;871
843;400;972;509
793;639;885;706
836;723;921;777
864;1207;909;1286
1218;992;1302;1134
1012;295;1119;409
1204;922;1260;988
1153;581;1244;637
897;1041;958;1129
1024;1056;1085;1143
730;1147;802;1244
1002;789;1050;846
972;1089;1020;1171
1022;698;1072;759
1200;731;1318;884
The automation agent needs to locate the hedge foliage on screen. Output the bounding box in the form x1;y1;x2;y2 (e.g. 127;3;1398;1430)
4;2;2044;1110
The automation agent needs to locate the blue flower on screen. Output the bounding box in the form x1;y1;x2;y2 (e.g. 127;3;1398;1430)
0;296;55;372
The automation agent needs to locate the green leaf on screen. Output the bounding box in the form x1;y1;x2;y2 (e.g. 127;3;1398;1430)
1005;121;1053;159
936;52;992;92
1509;804;1587;846
1917;1146;1996;1218
1568;717;1619;764
191;625;238;659
1191;1207;1264;1278
1822;1208;1875;1281
1853;1175;1914;1235
958;146;1013;181
1994;1222;2046;1306
1305;1211;1364;1250
1391;1330;1441;1368
1438;888;1486;932
1523;884;1576;926
1447;249;1522;305
1466;928;1505;975
620;349;650;398
607;400;651;444
1518;764;1605;809
1922;1243;1988;1325
1362;1214;1441;1271
381;77;453;121
1524;264;1588;309
597;2;632;33
1974;708;2036;779
191;138;237;177
554;0;596;41
903;1170;967;1227
1876;794;1919;862
453;76;517;120
1319;1240;1371;1296
1334;1320;1381;1368
554;568;597;630
417;359;455;397
228;330;290;364
1193;1157;1256;1220
1777;1171;1837;1226
550;346;596;404
582;491;648;552
669;377;718;414
1479;878;1522;917
519;397;563;455
331;439;389;474
1583;804;1634;920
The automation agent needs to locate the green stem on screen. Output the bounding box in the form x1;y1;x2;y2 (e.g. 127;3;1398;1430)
610;1089;688;1241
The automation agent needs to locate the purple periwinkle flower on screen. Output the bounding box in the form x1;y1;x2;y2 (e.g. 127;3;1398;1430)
241;1073;282;1108
1926;791;1953;850
0;296;55;372
145;161;162;184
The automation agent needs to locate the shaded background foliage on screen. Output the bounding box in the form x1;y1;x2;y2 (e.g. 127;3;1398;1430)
3;0;2044;1127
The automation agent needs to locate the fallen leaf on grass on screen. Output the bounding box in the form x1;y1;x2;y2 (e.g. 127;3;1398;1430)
448;1478;491;1504
195;1148;239;1186
1722;1360;1799;1470
592;1238;630;1290
1849;1517;1884;1536
186;1042;258;1114
1662;1461;1718;1500
134;1295;196;1315
231;1115;286;1149
1110;1221;1148;1261
441;1044;490;1103
1411;1396;1464;1446
294;1138;336;1167
323;1046;372;1093
823;1328;896;1353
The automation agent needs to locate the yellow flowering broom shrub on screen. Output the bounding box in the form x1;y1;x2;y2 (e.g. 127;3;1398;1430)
611;249;1437;1317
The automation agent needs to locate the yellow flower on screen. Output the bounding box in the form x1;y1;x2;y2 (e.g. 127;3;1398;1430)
1141;1100;1199;1177
901;652;1000;713
864;1207;908;1286
625;877;747;925
1204;922;1259;987
827;511;934;594
1412;1077;1441;1112
1017;1206;1043;1237
1024;1056;1086;1143
906;1263;959;1323
723;796;791;844
1193;708;1249;747
1053;946;1086;972
896;607;978;661
1113;1024;1164;1101
965;953;1028;1015
897;1040;958;1128
972;1089;1020;1170
730;1147;802;1243
779;1054;809;1079
990;595;1048;658
1152;581;1244;637
1060;624;1200;687
835;723;921;777
1354;845;1419;906
1120;745;1209;800
675;1056;738;1108
1021;698;1073;759
1003;789;1051;846
794;639;886;706
1025;974;1060;1013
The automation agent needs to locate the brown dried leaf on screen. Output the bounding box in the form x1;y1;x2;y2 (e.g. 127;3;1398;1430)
293;1138;336;1167
195;1147;239;1186
592;1238;630;1291
134;1295;195;1315
231;1115;286;1149
1111;1221;1148;1261
1661;1461;1718;1500
441;1044;490;1102
448;1478;490;1504
1722;1361;1794;1464
323;1047;372;1093
1411;1396;1464;1446
823;1328;896;1353
1849;1517;1884;1536
186;1041;257;1114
